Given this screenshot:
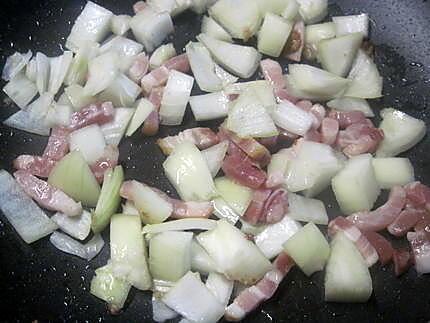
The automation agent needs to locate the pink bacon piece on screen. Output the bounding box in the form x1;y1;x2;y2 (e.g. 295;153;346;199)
274;88;299;104
13;155;57;178
320;118;339;146
283;20;305;62
362;231;394;265
163;53;190;73
408;229;430;274
14;170;82;216
347;186;406;232
142;87;163;136
392;248;412;276
43;127;70;161
128;53;149;83
170;200;214;219
243;189;272;224
260;59;284;90
328;216;378;267
90;145;120;183
243;188;288;225
222;154;267;189
68;102;115;131
404;181;430;210
157;128;220;155
387;207;428;237
328;110;366;129
303;128;322;143
225;252;295;322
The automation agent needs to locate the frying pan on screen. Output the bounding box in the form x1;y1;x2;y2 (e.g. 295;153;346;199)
1;0;430;321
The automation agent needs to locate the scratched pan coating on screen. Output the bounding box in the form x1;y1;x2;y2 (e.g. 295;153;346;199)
0;0;430;322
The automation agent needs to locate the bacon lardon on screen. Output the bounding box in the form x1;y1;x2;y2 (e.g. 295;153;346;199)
90;145;119;183
170;200;214;219
328;110;366;129
13;155;57;178
68;102;115;131
142;87;163;136
128;53;149;83
43;127;70;161
260;59;284;90
362;231;394;265
222;154;267;189
283;20;305;62
157;128;219;155
320;118;339;146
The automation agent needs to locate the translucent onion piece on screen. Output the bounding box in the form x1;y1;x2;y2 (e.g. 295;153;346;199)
48;51;73;95
84;51;120;96
202;140;229;177
333;14;369;37
2;50;32;81
99;36;144;71
191;239;219;274
51;210;92;241
327;97;374;117
190;0;216;14
287;192;328;224
3;73;38;109
212;198;240;224
296;0;328;24
225;80;276;110
65;84;97;111
35;52;50;94
100;107;135;146
189;91;231;121
255;0;290;16
372;158;415;189
50;231;105;260
205;272;234;307
25;57;37;82
98;73;141;108
281;0;300;20
201;16;233;43
126;98;154;136
304;22;336;59
69;124;107;164
258;13;293;57
111;15;131;36
45;103;73;128
152;297;178;322
142;219;218;234
272;101;314;136
65;40;100;86
149;43;176;69
214;177;252;217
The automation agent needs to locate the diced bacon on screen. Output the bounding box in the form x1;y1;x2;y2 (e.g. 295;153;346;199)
128;53;149;83
260;59;284;90
14;170;82;216
90;145;120;183
303;128;322;143
169;200;214;219
148;87;164;110
404;181;430;210
392;248;412;276
362;231;394;265
68;102;115;131
133;1;147;13
320;118;339;146
142;110;160;136
347;186;406;232
282;20;305;62
295;100;312;111
310;104;326;127
408;230;430;274
157;128;220;155
13;155;57;178
163;53;190;73
415;218;430;233
328;216;378;267
257;136;278;150
222;154;267;189
388;207;428;237
274;88;299;104
225;252;294;322
243;188;288;225
243;188;272;224
43;127;70;161
141;66;170;95
328;110;366;129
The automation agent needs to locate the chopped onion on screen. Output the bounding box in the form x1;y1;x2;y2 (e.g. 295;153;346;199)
48;51;73;95
197;33;261;79
110;214;152;290
209;0;261;41
152;297;178;322
2;50;32;81
305;22;335;45
258;13;293;57
344;49;383;99
190;0;217;14
266;149;294;188
332;153;380;215
225;80;276;110
255;0;290;15
35;52;50;94
286;141;344;197
149;231;193;281
149;43;176;69
296;0;328;24
240;220;268;236
332;14;369;37
84;52;120;96
147;0;190;16
255;215;302;259
25;57;37;82
126;98;154;136
101;107;135;146
186;41;237;92
318;32;363;77
376;108;426;157
45;103;73;128
189;91;230;121
284;74;337;101
142;219;217;234
69;124;107;164
65;84;97;111
327;97;374;117
51;211;91;241
58;91;73;105
201;16;232;43
66;1;113;52
3;73;38;109
159;70;194;126
272;101;314;136
111;15;131;36
0;170;57;244
283;222;330;276
325;232;372;302
65;40;100;86
163;272;225;323
212;197;240;224
287;192;328;224
3;92;53;136
372;158;415;189
205;272;234;307
50;231;104;261
281;0;299;20
122;200;140;216
191;239;219;274
226;88;278;138
214;176;253;217
99;36;144;71
202;140;229;177
98;73;141;108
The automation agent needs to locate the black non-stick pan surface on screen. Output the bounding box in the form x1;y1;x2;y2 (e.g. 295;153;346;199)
1;0;430;322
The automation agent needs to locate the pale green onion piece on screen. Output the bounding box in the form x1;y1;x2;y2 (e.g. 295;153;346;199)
65;40;100;86
191;239;219;274
225;80;276;110
2;50;32;81
281;0;300;20
111;15;131;36
212;197;240;224
100;107;135;146
326;97;374;117
35;52;50;94
304;22;335;59
65;84;97;111
284;74;338;101
149;43;176;69
3;73;38;109
255;0;290;15
201;16;233;43
126;98;154;136
258;13;293;57
332;14;369;37
205;272;234;307
84;51;120;96
287;192;328;225
214;177;252;217
48;51;73;95
51;210;92;241
142;219;218;234
25;57;37;82
99;36;144;71
372;158;415;189
202;140;229;177
98;73;141;108
189;91;231;122
69;124;107;164
296;0;327;24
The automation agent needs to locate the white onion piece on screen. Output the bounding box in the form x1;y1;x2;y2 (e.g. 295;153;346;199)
149;43;176;69
327;97;374;117
240;220;268;236
57;91;72;106
197;33;261;79
126;98;154;136
3;73;38;109
163;272;225;323
287;192;328;224
266;149;294;188
50;231;105;261
25;57;37;82
65;41;100;86
147;0;190;16
191;239;219;274
3;92;53;136
344;49;383;99
272;101;314;136
35;52;50;94
197;219;272;284
202;140;229;177
0;170;57;244
159;70;194;126
65;84;97;111
332;154;380;215
142;219;217;234
284;74;337;101
98;73;141;108
225;80;276;110
318;32;363;77
372;158;415;189
255;215;302;259
45;103;73;128
288;64;349;97
258;13;293;57
209;0;261;41
255;0;289;15
205;272;234;307
214;177;252;217
48;51;73;95
286;141;344;197
111;15;131;36
201;16;232;43
101;107;135;146
226;89;278;138
152;297;178;322
376;108;426;157
281;0;300;20
189;91;230;121
66;1;113;52
186;41;237;92
191;0;217;14
84;52;120;96
70;124;107;164
333;14;369;37
51;211;92;241
212;197;240;225
99;36;144;71
152;279;175;295
130;8;174;53
296;0;328;24
305;22;335;45
122;200;140;216
2;50;32;81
